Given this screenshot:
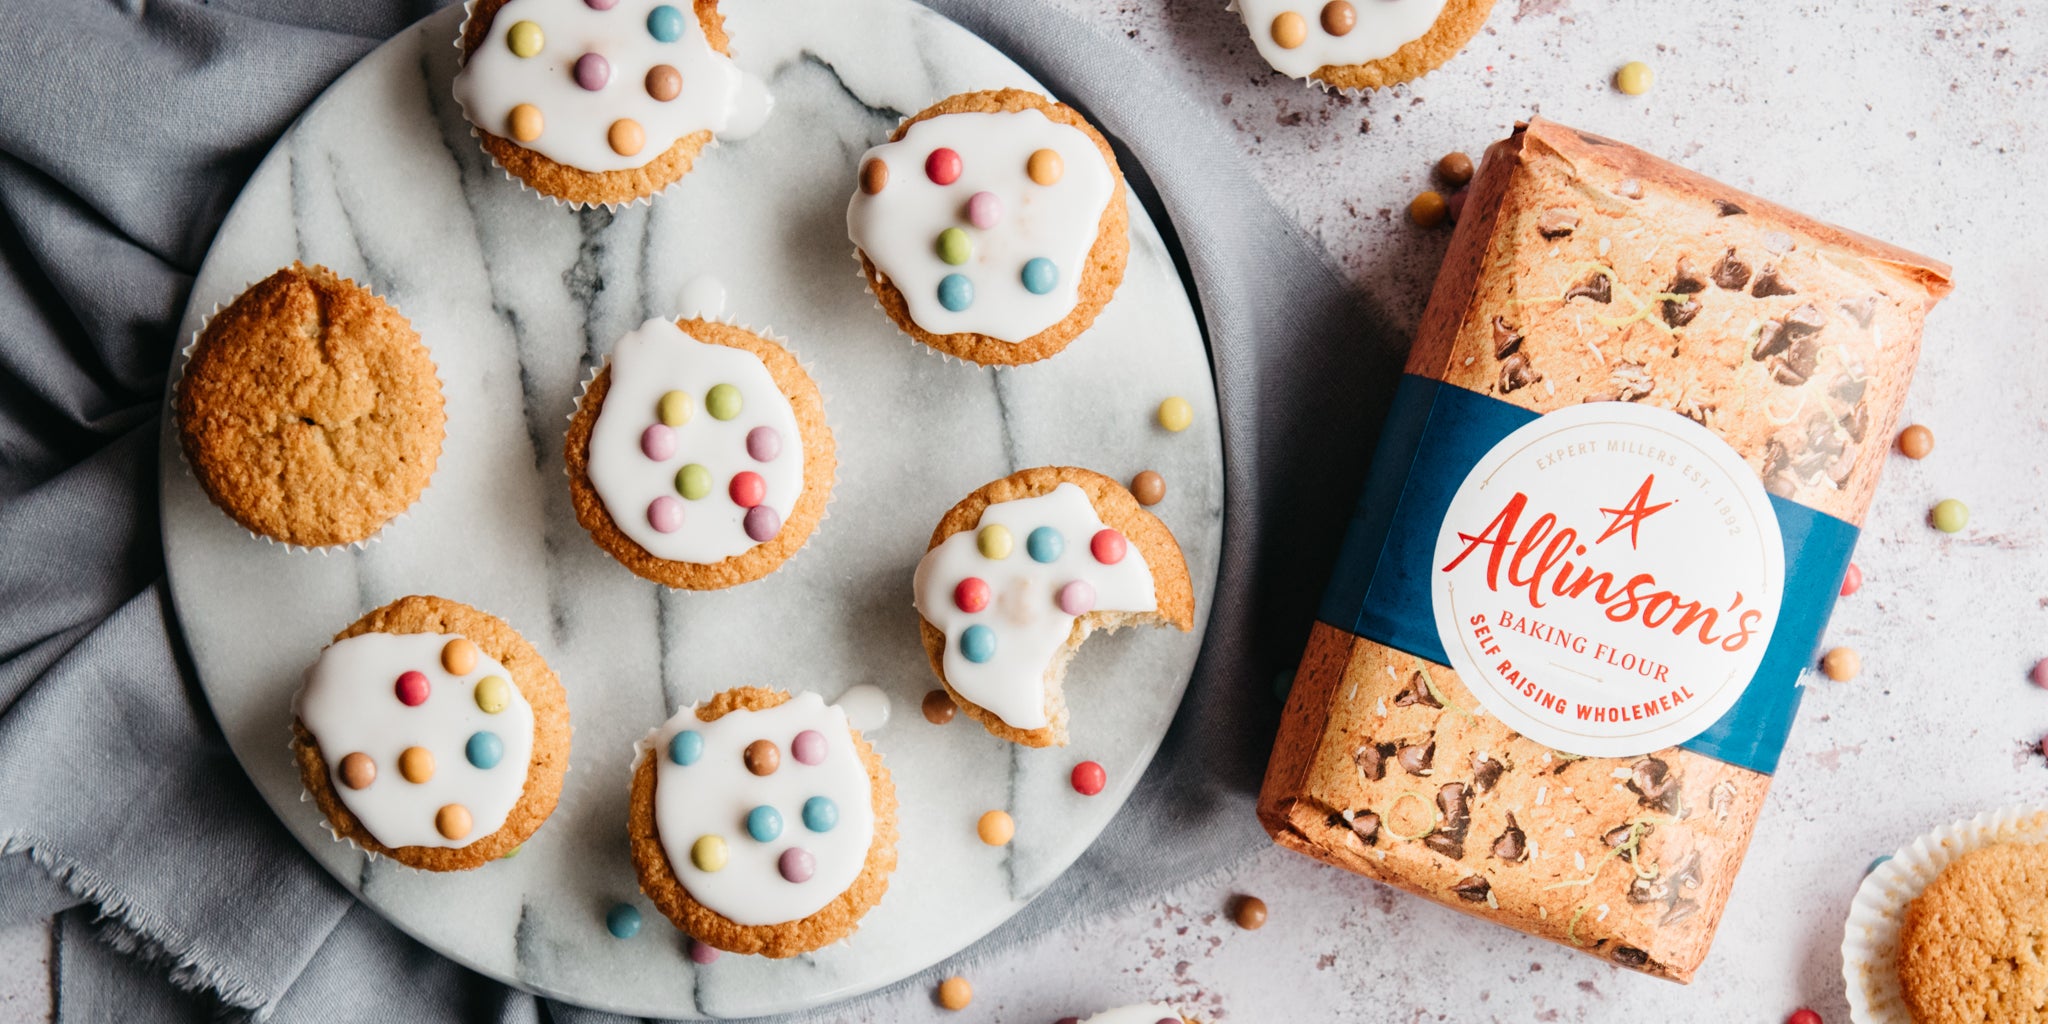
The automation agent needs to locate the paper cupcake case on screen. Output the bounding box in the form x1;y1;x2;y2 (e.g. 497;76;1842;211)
1842;805;2048;1023
171;275;445;555
564;317;839;590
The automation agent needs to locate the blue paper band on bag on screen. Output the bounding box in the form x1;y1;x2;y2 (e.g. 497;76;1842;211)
1316;374;1857;775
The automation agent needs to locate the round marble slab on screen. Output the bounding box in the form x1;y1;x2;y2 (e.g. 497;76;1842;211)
157;0;1221;1018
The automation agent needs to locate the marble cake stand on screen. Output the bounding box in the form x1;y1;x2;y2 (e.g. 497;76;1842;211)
156;0;1222;1017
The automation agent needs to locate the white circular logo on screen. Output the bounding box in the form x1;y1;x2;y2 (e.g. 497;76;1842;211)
1430;403;1785;758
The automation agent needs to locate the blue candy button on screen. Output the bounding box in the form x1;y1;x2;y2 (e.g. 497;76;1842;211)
646;4;684;42
465;731;504;770
669;730;704;766
1027;526;1064;563
605;903;641;939
746;805;783;843
803;796;839;833
938;273;974;312
961;624;997;663
1021;257;1058;295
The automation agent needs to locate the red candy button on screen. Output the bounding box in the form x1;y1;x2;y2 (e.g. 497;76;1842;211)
1090;529;1126;565
925;147;962;185
729;471;766;508
1840;562;1862;597
395;670;431;707
1070;760;1106;796
1786;1011;1821;1024
954;577;990;613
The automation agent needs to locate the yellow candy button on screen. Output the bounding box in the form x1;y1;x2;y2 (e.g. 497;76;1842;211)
691;834;728;872
976;524;1012;560
474;675;510;714
657;389;693;426
1158;396;1193;433
506;20;543;58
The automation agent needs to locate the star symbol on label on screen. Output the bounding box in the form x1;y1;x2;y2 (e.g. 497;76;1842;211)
1595;474;1676;549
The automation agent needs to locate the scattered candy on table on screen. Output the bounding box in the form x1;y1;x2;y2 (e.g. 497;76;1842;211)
1233;894;1269;930
1408;190;1448;228
1071;760;1106;796
1840;562;1862;597
977;809;1015;846
1446;190;1467;224
921;689;957;724
1821;646;1861;682
1865;855;1892;876
1130;470;1166;506
937;975;973;1011
688;939;720;965
605;903;641;939
1436;151;1474;187
1931;498;1969;533
2032;658;2048;689
1157;396;1192;433
1615;60;1655;95
1786;1010;1822;1024
1897;423;1935;459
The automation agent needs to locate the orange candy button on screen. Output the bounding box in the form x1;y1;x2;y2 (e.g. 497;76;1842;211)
436;804;473;841
608;118;645;157
441;638;479;675
1271;11;1308;49
399;746;435;784
977;809;1014;846
1026;148;1063;186
508;104;543;143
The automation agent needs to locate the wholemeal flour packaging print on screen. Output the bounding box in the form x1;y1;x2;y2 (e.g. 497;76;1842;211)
1257;118;1953;981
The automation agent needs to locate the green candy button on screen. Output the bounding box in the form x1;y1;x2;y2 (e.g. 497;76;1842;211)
675;463;712;500
937;227;972;266
706;383;742;421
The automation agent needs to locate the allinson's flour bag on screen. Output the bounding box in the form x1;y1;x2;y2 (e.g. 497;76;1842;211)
1257;118;1952;981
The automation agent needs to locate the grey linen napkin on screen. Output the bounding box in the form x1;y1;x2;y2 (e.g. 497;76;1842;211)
0;0;1394;1019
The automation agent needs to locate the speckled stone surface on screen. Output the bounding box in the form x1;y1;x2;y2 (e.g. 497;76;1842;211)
7;0;2047;1021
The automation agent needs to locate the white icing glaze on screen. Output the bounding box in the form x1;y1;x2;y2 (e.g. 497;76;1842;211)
911;483;1156;730
296;632;535;849
846;108;1115;343
587;318;804;564
1082;1005;1184;1024
836;683;890;733
1234;0;1450;79
650;693;877;927
452;0;772;173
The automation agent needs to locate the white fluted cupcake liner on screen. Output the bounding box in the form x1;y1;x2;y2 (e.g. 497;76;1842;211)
565;316;838;590
1842;805;2048;1023
172;270;444;554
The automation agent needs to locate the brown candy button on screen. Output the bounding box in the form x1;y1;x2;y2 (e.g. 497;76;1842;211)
744;739;780;776
1822;646;1861;682
339;752;376;790
1130;470;1166;506
1270;11;1307;49
645;64;682;102
1233;894;1269;930
1437;151;1475;187
921;689;956;725
1898;424;1934;459
1409;190;1449;228
1320;1;1356;36
442;637;479;676
860;158;889;195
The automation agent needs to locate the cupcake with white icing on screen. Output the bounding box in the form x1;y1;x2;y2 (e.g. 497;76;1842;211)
1233;0;1495;91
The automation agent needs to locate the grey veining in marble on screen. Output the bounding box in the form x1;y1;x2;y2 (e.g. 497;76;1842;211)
155;1;1222;1017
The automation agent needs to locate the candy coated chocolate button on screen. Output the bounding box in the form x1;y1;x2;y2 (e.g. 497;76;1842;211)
1157;396;1193;432
688;940;720;964
1070;760;1106;796
608;118;644;157
1821;646;1861;682
1027;526;1064;563
1898;424;1934;459
954;577;991;613
860;158;889;195
1321;0;1356;35
1057;580;1096;616
1437;151;1475;187
1270;11;1307;48
441;638;479;675
399;746;435;783
937;977;972;1011
574;53;611;91
466;731;504;769
647;495;684;533
1787;1011;1822;1024
583;0;618;8
436;804;472;841
1233;894;1268;929
729;471;766;508
746;426;781;462
706;382;742;420
1931;498;1969;533
744;739;780;776
937;227;972;266
925;147;963;185
1130;470;1166;506
339;752;376;790
690;834;727;871
474;675;510;713
395;670;430;706
641;423;676;460
976;810;1014;846
921;689;956;725
1027;148;1063;185
669;729;704;765
646;4;684;42
1409;190;1449;228
1840;562;1862;596
937;273;973;312
2032;658;2048;689
976;524;1012;559
743;506;781;543
802;796;838;832
791;729;827;765
605;903;641;939
1615;60;1655;95
1021;258;1058;295
966;191;1002;229
778;847;815;883
1090;528;1127;565
960;624;997;663
506;20;543;57
645;64;682;101
675;463;712;500
507;103;544;143
746;805;783;843
657;389;693;426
